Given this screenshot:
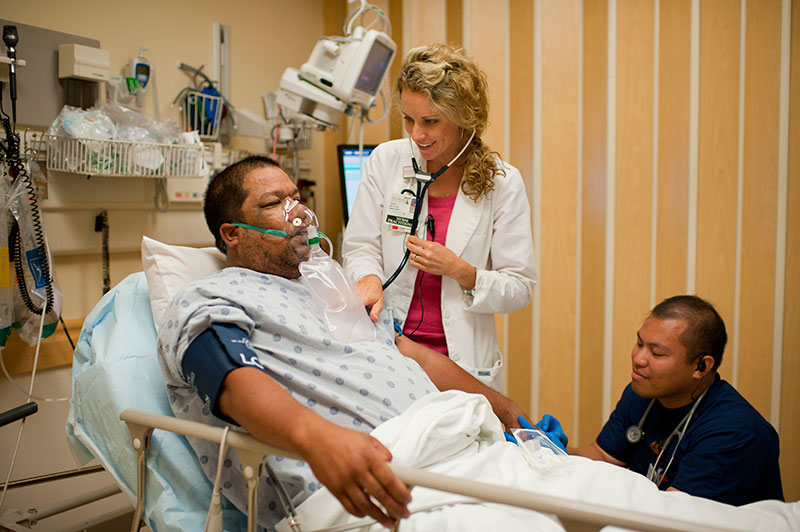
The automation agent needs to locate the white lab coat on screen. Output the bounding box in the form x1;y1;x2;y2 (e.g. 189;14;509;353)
342;139;537;389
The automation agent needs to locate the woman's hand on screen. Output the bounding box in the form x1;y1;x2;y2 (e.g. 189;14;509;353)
406;235;476;290
354;274;384;322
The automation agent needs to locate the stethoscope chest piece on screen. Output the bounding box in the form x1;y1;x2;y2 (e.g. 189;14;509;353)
626;424;644;444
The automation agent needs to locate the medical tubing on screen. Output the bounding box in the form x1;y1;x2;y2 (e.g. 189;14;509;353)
652;386;710;487
0;347;69;403
0;296;46;513
0;246;68;404
59;316;75;350
0;411;24;511
204;425;230;532
263;460;300;528
318;231;334;257
406;272;426;337
382;180;430;291
272;105;281;158
99;210;110;294
8;158;55;315
343;0;369;36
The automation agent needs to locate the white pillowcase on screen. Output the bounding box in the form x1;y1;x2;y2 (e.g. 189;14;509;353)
141;236;226;323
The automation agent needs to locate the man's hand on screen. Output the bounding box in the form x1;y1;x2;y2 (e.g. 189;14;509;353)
219;367;410;527
301;424;411;528
354;275;384;322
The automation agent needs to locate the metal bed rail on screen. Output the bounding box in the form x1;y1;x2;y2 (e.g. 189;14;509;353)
120;408;737;532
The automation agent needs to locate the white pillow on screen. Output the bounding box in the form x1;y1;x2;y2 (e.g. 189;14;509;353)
141;236;226;323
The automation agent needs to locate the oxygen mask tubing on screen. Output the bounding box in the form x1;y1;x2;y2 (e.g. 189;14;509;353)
231;198;332;257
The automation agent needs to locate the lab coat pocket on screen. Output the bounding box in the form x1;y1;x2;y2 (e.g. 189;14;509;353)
471;358;503;390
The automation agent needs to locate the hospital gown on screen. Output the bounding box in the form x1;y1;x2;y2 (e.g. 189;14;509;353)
158;267;436;529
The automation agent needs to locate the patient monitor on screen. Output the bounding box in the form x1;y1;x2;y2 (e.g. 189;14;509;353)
277;26;396;127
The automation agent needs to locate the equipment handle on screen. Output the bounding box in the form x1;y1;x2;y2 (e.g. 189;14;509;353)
0;402;38;428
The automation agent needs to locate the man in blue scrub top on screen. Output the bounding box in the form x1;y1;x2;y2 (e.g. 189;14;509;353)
567;296;783;505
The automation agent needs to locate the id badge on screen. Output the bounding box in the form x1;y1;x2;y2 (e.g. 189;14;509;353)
385;192;416;232
646;462;663;486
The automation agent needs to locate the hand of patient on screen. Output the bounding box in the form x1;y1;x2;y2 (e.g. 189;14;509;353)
302;423;411;529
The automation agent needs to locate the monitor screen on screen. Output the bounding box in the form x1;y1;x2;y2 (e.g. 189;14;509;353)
354;40;394;96
337;144;376;226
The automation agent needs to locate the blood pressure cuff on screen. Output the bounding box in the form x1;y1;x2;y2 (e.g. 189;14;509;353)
181;323;264;423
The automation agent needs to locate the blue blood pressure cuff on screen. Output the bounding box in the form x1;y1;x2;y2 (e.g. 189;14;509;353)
181;323;263;423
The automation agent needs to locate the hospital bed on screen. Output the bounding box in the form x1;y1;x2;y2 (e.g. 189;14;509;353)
66;238;800;532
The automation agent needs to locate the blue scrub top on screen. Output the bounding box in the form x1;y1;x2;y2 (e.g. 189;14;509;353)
596;375;783;506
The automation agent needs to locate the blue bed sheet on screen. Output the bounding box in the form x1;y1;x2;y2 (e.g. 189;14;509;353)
65;272;247;532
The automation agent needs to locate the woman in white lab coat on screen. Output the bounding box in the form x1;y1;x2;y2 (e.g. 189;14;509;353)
342;43;536;389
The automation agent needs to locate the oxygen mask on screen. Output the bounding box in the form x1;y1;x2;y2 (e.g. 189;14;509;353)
232;198;328;260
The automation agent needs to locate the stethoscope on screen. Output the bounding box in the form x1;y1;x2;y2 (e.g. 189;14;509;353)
381;130;476;291
626;384;710;487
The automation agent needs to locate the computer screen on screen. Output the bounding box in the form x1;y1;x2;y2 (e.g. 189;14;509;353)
337;144;376;226
354;40;394;96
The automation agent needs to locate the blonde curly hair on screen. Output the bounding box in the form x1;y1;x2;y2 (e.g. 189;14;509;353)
394;43;504;201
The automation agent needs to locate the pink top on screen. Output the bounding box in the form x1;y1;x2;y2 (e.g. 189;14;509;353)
402;194;458;355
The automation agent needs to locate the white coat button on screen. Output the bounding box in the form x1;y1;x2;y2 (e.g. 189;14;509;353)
445;311;451;319
451;354;459;361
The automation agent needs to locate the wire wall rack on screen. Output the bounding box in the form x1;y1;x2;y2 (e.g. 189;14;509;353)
45;135;206;178
180;91;223;141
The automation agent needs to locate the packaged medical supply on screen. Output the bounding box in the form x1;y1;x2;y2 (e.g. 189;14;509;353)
6;165;62;345
0;173;12;345
51;106;117;140
511;427;570;475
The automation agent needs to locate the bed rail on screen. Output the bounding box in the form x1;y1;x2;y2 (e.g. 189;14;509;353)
120;408;737;532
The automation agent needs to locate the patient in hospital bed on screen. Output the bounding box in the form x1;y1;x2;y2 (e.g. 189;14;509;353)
157;155;531;529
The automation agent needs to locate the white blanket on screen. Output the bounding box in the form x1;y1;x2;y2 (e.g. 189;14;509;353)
278;391;800;532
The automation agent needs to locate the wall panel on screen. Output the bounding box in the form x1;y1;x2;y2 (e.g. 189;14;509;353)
507;0;535;410
446;0;464;46
612;0;655;397
781;0;800;502
466;0;508;156
738;0;781;415
655;0;691;301
579;0;608;443
539;0;580;429
406;0;446;49
467;0;511;374
389;0;405;141
695;0;740;384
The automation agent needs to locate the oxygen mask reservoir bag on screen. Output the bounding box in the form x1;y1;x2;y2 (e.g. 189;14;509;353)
296;202;375;344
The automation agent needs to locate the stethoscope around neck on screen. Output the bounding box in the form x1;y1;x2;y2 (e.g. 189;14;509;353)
381;131;476;291
626;384;711;487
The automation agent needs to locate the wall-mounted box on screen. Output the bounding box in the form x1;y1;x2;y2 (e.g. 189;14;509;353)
58;43;110;81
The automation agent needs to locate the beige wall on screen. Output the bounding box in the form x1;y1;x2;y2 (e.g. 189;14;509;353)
389;0;799;501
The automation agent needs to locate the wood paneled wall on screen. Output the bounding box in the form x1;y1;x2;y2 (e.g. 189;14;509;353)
370;0;798;500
